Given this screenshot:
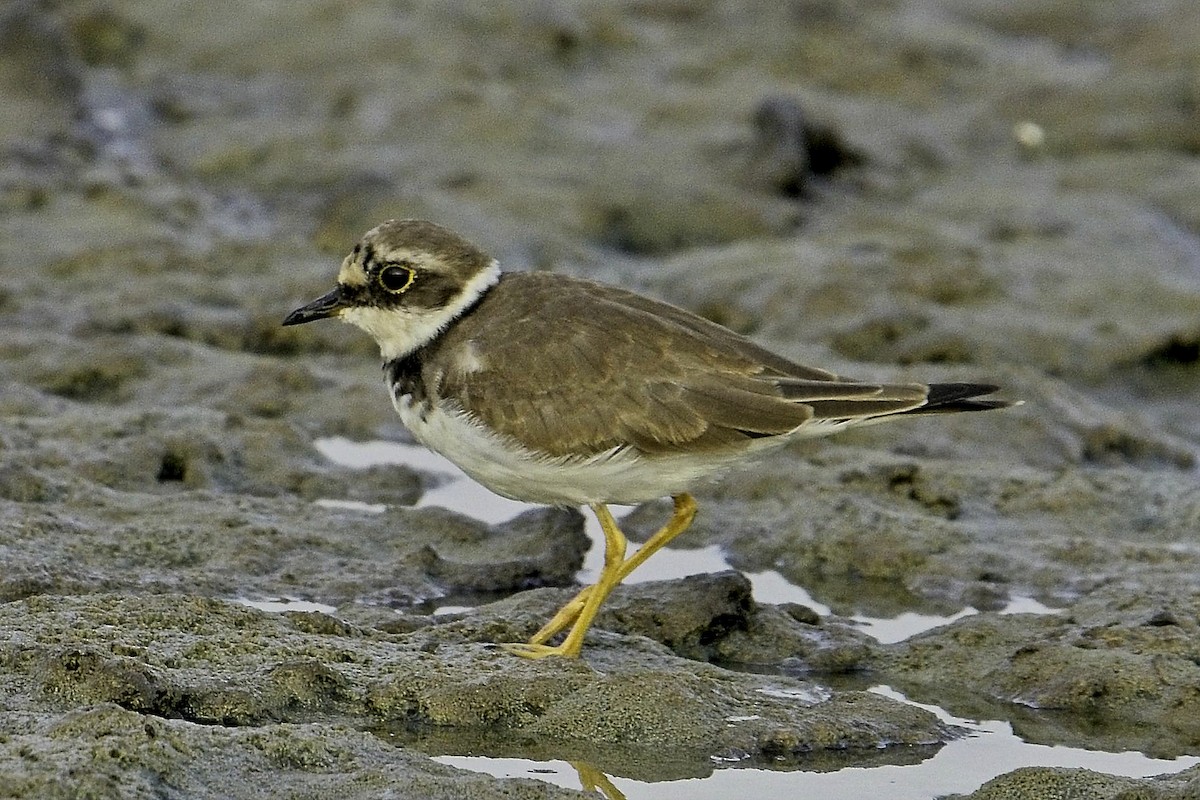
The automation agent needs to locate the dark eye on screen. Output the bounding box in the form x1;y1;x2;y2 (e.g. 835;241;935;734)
378;265;414;294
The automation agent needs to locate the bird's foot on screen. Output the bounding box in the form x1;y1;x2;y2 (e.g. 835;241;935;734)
499;641;581;659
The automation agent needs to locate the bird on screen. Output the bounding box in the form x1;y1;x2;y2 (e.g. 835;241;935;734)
283;219;1015;658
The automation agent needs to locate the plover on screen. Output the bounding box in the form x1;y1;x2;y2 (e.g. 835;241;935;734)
283;219;1014;658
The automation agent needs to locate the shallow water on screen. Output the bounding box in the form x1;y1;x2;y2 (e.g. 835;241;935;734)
311;436;1200;798
312;436;1057;640
434;699;1198;800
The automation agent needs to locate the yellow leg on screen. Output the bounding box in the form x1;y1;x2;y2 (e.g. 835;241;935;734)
508;493;697;657
503;502;626;658
571;761;627;800
609;493;696;587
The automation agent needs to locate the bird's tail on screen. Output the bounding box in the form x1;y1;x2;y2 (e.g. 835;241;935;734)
903;383;1018;415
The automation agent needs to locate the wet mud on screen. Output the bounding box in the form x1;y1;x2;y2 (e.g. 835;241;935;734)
2;1;1200;797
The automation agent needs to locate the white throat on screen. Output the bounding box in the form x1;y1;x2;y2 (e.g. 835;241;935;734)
341;259;501;361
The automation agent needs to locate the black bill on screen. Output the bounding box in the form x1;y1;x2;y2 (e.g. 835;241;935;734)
282;288;348;326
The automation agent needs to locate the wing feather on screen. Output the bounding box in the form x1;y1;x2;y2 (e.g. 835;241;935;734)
421;273;1004;458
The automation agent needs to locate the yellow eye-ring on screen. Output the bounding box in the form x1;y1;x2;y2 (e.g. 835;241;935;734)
378;265;415;294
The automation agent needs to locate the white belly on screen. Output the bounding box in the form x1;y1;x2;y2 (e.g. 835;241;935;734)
392;394;785;506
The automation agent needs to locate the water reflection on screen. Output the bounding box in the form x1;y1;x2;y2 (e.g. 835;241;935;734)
417;687;1198;800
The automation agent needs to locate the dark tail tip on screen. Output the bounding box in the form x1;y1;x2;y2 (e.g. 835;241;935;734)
914;383;1019;414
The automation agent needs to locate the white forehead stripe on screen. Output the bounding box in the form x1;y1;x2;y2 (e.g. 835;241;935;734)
337;255;368;287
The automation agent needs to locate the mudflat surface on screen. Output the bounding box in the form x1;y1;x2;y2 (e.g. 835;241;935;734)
2;1;1200;798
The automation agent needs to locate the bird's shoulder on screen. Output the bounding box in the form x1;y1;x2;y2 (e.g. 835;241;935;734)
456;271;832;375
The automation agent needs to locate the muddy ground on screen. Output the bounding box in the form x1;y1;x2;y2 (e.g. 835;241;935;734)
2;1;1200;798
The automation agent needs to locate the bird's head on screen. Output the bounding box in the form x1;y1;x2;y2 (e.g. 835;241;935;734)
283;219;500;360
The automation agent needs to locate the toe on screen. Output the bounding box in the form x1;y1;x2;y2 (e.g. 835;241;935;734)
499;642;580;659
